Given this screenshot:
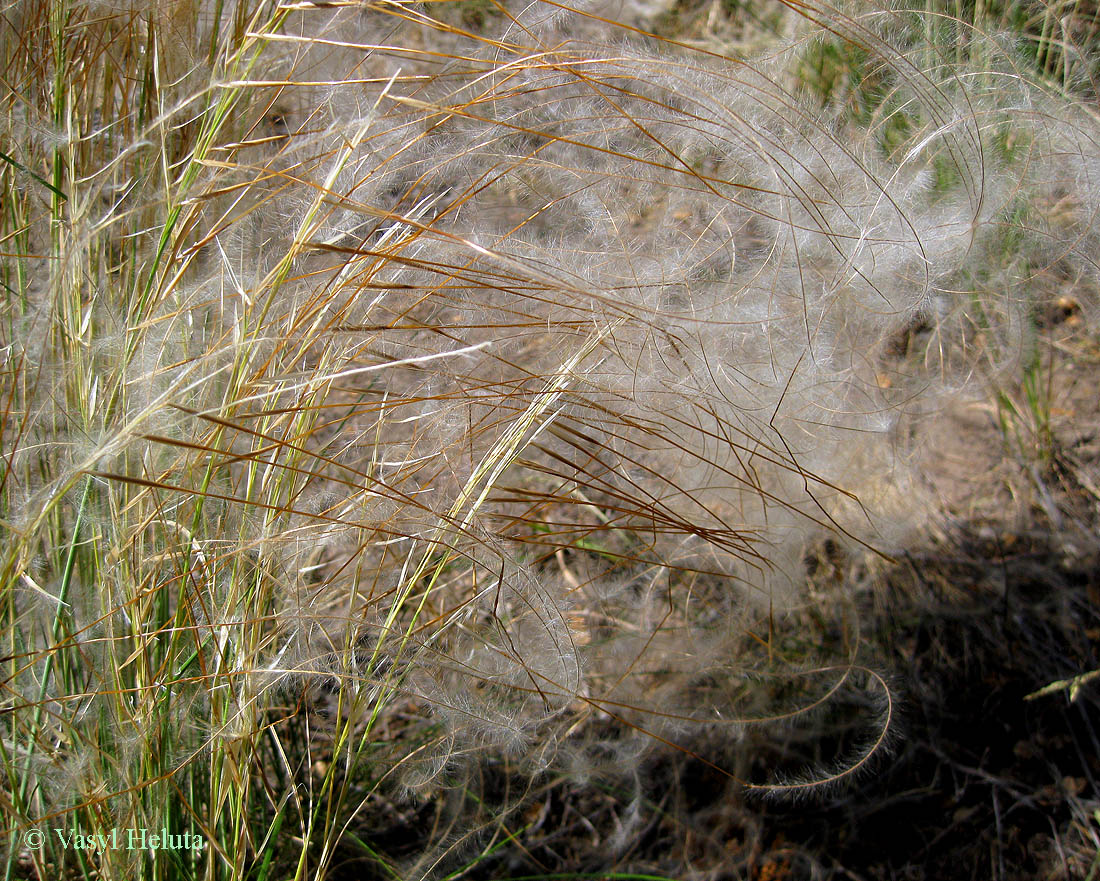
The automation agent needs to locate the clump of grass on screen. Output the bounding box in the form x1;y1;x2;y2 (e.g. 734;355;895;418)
1;0;1098;879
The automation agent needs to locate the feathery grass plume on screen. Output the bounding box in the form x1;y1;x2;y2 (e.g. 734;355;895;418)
2;0;1098;877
